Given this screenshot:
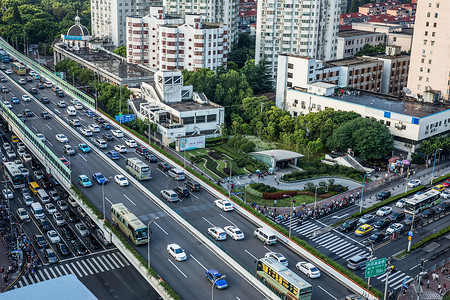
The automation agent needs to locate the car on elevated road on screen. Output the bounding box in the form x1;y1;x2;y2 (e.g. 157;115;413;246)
78;143;91;153
92;172;109;184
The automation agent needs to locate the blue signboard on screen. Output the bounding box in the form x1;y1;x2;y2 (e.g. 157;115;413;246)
115;114;134;123
408;231;413;237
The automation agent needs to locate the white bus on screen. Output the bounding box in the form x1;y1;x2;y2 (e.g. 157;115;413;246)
3;162;26;189
404;189;441;215
126;157;151;180
111;203;148;245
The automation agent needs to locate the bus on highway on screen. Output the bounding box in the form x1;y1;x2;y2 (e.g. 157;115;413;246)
3;161;26;189
257;257;312;300
0;50;10;63
404;189;441;215
126;157;151;180
111;203;148;245
11;62;26;75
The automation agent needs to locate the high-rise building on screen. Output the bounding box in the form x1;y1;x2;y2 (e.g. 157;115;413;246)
126;7;228;71
91;0;162;47
255;0;341;78
407;0;450;101
163;0;239;44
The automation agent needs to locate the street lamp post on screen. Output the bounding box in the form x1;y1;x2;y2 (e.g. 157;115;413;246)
430;148;442;185
102;176;112;220
211;275;226;300
313;186;318;218
407;209;416;252
360;174;367;213
283;194;295;239
147;217;159;268
367;241;374;289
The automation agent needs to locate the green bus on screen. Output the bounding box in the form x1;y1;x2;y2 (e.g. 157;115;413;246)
257;257;312;300
126;157;151;180
404;189;440;215
111;203;148;245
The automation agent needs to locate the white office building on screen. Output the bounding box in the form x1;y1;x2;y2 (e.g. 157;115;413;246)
91;0;162;47
255;0;341;78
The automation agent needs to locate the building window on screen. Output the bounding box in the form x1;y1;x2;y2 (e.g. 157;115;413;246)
301;101;306;109
207;115;217;122
431;41;435;46
425;31;428;36
423;40;427;45
288;72;293;78
288;63;293;69
435;13;438;18
386;121;391;126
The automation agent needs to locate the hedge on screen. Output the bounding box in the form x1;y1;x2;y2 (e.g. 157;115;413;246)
99;109;383;299
245;184;263;198
263;190;297;199
410;224;450;251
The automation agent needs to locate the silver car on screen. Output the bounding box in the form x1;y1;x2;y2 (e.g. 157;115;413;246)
75;223;89;237
53;212;66;226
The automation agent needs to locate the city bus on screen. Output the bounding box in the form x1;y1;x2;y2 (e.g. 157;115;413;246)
11;62;26;75
126;157;151;180
257;257;312;300
0;50;10;63
111;203;148;245
404;189;441;215
3;161;26;189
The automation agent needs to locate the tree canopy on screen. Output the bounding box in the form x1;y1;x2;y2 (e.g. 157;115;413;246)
355;43;386;57
113;46;127;58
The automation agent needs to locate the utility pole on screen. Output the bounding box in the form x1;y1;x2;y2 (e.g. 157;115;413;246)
383;257;391;300
417;259;425;300
407;210;415;252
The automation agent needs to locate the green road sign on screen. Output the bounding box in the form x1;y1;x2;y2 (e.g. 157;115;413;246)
365;258;386;278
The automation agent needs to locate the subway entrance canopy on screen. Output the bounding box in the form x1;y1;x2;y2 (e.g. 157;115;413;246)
250;150;304;170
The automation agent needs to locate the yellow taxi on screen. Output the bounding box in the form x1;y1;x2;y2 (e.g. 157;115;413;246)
432;184;445;192
11;135;19;143
355;224;372;236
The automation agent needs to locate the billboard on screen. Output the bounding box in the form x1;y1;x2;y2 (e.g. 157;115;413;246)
177;136;206;151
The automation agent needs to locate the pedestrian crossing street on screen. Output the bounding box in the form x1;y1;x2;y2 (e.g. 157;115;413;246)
13;251;130;289
275;216;413;290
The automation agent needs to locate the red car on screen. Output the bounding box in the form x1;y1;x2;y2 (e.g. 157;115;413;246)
60;157;70;167
443;179;450;187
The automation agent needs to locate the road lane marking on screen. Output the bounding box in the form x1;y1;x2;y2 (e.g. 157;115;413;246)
123;194;136;205
78;153;87;161
331;213;348;219
190;254;207;271
157;168;169;177
244;249;257;260
202;217;215;227
47;141;53;147
220;214;236;226
167;259;188;278
153;221;168;235
318;285;337;300
190;193;199;199
105;197;113;204
31;125;37;131
263;246;271;252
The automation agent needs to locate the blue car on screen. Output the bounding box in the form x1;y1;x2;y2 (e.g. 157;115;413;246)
86;110;95;118
106;150;119;160
146;154;157;163
92;172;109;184
11;97;19;104
205;269;228;289
78;143;91;153
78;174;92;188
101;123;111;130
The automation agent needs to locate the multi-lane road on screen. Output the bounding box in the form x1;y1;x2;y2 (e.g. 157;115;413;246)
0;60;354;299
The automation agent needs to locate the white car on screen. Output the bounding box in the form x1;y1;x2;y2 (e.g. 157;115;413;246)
125;140;137;148
441;190;450;199
34;170;44;180
36;133;46;142
112;130;124;138
21;95;31;102
214;199;234;211
56;134;69;143
160;190;179;202
3;101;12;108
114;145;127;153
264;252;288;266
2;189;13;200
74;103;83;110
207;227;227;241
376;206;392;217
47;230;61;243
14;160;24;168
23;195;33;206
17;149;26;157
75;223;89;237
17;208;29;221
53;212;66;226
114;175;129;186
5;70;12;74
57;101;66;107
81;128;93;137
45;203;57;215
167;243;187;261
88;124;100;132
396;200;405;208
407;179;421;188
3;142;11;151
296;262;320;278
386;223;404;234
6;150;16;158
224;226;245;240
20;167;29;177
22;153;32;162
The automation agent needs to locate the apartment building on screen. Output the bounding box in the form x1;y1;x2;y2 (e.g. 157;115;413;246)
339;13;370;26
163;0;239;44
255;0;341;78
375;46;410;96
91;0;162;47
359;1;401;16
239;0;257;29
407;0;450;101
126;7;228;71
337;30;386;59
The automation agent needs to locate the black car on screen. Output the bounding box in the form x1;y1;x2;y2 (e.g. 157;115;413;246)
437;201;450;212
41;111;51;119
339;219;358;232
146;154;157;163
94;116;105;124
157;162;171;171
376;191;391;200
63;227;76;240
174;187;190;197
30;159;41;170
40;97;49;104
368;231;386;244
85;216;98;230
102;133;113;141
65;210;79;222
29;87;37;94
404;215;423;227
33;234;47;248
56;242;70;256
421;208;436;218
39;218;52;232
389;211;405;222
86;234;101;250
40;176;52;189
36;83;44;89
374;217;391;230
185;180;201;192
71;240;88;256
23;109;33;117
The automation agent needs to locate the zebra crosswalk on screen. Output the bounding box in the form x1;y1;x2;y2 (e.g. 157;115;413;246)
13;251;130;289
273;215;322;237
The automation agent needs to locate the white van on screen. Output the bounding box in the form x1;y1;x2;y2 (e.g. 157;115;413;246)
37;189;50;204
66;106;77;116
31;202;45;219
168;168;185;181
254;227;277;245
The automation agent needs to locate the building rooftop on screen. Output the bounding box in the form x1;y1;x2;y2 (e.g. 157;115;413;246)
329;91;448;118
340;13;368;19
390;28;414;35
324;57;379;68
338;29;383;38
166;99;222;112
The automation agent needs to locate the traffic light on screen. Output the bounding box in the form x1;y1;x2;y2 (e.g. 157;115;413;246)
420;259;425;269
